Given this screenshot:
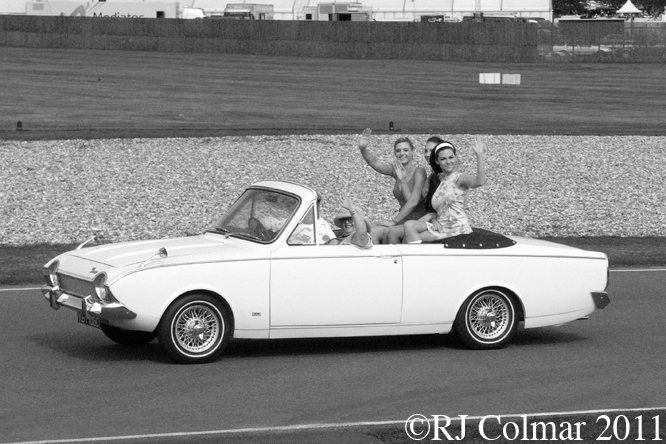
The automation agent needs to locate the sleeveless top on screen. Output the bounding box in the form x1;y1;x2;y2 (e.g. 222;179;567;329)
392;167;428;223
426;172;472;238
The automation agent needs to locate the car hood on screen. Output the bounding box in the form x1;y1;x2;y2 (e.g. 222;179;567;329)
68;234;257;268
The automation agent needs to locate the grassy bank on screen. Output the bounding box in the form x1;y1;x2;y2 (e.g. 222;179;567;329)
2;48;666;139
2;237;664;286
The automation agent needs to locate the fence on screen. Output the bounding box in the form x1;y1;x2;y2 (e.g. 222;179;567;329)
1;15;665;62
537;20;666;62
0;15;540;62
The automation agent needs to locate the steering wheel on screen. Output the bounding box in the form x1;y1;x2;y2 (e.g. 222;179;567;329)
247;217;271;241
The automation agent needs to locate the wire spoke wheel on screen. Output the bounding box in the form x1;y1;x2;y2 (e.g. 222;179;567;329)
454;289;518;349
467;294;510;340
174;304;220;353
158;294;232;364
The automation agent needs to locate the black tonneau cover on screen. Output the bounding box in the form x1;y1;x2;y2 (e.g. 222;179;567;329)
425;228;516;249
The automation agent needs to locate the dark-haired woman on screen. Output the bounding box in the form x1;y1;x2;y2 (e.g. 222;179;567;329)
421;136;445;214
404;136;486;243
358;128;427;243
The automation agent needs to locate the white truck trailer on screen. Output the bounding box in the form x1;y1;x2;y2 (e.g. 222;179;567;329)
213;3;273;19
25;1;206;18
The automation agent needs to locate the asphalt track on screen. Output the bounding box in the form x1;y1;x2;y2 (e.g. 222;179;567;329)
0;269;664;444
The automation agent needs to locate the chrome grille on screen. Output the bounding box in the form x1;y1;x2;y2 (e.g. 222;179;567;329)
58;273;95;298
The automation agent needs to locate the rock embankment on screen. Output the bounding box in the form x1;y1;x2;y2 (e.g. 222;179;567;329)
2;134;664;246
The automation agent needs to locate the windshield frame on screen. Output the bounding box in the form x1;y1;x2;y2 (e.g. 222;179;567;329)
206;186;302;244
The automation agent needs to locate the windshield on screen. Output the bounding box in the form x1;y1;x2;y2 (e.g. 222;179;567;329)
208;188;300;243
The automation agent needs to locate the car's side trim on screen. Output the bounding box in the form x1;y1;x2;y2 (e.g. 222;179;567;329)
265;253;607;263
398;253;608;261
523;307;595;328
109;257;270;285
267;322;452;339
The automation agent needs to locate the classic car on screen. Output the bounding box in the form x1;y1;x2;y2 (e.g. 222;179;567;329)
41;180;610;364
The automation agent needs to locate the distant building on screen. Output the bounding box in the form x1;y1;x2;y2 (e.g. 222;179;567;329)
2;0;553;21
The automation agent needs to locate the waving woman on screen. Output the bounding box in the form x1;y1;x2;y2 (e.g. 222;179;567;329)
358;129;427;242
404;136;486;243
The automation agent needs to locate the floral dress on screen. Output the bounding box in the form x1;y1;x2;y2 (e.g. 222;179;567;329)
426;172;472;239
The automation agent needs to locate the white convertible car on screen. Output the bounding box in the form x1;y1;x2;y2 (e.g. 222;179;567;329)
41;180;610;364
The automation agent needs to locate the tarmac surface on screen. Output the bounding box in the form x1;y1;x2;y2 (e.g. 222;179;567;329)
1;269;665;444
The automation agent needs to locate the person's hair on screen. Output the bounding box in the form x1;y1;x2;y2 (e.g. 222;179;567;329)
425;173;440;213
393;137;414;151
429;141;457;174
424;141;456;213
426;136;445;146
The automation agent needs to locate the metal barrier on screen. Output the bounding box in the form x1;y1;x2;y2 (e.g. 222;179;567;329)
537;20;666;62
1;15;664;62
0;15;539;62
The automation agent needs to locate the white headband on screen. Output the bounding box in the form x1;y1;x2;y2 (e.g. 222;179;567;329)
433;142;456;156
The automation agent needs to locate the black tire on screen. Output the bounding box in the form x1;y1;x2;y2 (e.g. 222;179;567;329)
100;323;157;346
157;294;232;364
452;288;518;350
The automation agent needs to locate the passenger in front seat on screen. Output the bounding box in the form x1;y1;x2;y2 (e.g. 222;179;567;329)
327;192;373;249
288;192;336;245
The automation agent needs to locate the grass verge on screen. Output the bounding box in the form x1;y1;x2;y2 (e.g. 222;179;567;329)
2;48;666;138
2;237;664;286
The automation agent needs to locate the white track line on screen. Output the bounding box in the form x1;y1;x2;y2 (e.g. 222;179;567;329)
0;287;42;292
3;407;665;444
612;268;666;272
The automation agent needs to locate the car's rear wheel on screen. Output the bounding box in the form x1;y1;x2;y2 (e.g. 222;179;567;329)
157;294;232;364
100;323;157;346
453;288;518;349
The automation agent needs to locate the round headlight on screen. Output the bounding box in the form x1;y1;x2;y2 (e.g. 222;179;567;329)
93;272;108;302
44;260;60;286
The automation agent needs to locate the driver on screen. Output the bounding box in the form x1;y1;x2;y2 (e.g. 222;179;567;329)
255;215;285;233
247;215;283;241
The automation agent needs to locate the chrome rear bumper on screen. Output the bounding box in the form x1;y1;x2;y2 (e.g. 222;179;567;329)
41;285;136;321
591;291;610;310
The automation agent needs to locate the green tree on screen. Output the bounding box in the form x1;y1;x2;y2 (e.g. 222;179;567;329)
553;0;666;16
634;0;666;16
553;0;589;15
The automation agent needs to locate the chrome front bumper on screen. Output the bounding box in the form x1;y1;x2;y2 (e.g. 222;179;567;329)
41;285;136;321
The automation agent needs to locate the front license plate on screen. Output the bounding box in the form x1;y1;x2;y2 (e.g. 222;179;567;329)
77;312;101;329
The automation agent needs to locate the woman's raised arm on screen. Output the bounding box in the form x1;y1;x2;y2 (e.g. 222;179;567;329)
459;135;486;190
358;128;394;177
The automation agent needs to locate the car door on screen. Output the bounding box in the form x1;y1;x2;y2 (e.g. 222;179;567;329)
269;242;403;327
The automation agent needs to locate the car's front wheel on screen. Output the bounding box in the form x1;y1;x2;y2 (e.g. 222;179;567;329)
100;324;157;345
158;294;232;364
453;288;518;349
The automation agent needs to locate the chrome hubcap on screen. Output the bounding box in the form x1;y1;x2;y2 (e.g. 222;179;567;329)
175;304;221;353
478;308;497;328
469;294;510;340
